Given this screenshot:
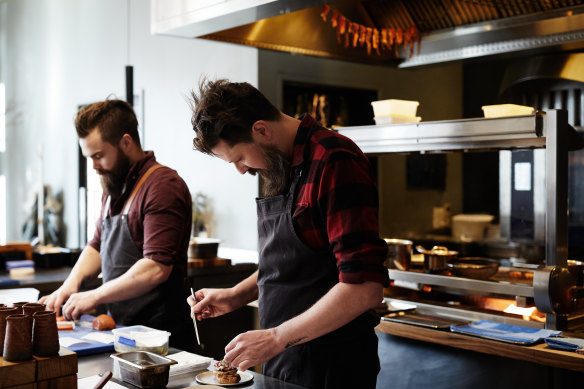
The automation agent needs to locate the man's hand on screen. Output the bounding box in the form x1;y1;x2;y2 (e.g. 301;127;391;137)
39;282;79;315
223;328;285;371
187;288;239;320
61;290;100;320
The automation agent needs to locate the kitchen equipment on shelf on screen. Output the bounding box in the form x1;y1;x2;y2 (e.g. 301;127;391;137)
451;214;494;242
188;237;221;259
384;239;413;271
432;203;451;230
446;257;500;280
481;104;535;118
374;115;421;125
416;245;458;273
371;99;421;125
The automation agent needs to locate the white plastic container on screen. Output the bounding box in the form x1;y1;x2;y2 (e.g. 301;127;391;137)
481;104;534;118
451;214;494;242
371;99;419;118
374;115;422;125
112;325;170;356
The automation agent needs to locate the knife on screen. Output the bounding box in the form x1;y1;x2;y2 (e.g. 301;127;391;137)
189;284;201;346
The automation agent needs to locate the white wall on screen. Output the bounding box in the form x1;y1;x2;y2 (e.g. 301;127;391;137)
1;0;259;250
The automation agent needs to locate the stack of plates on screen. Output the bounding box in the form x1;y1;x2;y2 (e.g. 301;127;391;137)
168;351;213;376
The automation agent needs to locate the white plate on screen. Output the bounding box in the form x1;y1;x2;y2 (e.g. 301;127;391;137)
195;370;254;386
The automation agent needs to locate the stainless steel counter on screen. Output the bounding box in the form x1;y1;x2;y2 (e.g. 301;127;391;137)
78;348;306;388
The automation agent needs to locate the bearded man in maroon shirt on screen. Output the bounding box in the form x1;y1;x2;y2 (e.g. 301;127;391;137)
41;99;195;351
187;79;389;388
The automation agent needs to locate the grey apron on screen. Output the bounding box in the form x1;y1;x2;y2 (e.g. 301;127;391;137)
100;164;167;327
257;164;380;389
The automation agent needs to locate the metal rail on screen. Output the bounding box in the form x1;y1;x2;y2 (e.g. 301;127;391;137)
388;270;534;297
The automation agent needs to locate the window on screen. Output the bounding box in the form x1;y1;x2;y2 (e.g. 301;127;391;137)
0;83;5;243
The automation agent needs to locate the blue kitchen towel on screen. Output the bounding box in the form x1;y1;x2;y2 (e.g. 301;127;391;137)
451;320;562;345
544;337;584;352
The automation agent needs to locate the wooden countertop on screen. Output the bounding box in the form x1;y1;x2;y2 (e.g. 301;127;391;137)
376;320;584;372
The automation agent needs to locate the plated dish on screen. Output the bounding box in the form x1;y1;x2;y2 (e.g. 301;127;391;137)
195;370;254;386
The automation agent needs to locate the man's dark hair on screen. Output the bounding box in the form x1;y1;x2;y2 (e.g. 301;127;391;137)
189;78;281;155
75;99;140;147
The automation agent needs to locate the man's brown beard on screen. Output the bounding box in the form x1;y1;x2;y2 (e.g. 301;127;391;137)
255;145;291;197
100;148;131;199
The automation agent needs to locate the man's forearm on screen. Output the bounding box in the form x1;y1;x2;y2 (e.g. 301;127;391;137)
67;245;102;288
91;257;172;305
231;270;259;309
274;281;383;348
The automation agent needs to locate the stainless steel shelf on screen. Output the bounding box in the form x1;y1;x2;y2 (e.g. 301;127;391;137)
337;113;546;154
388;270;534;297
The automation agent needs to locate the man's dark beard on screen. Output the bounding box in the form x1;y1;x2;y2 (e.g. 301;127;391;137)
100;149;131;199
255;145;291;197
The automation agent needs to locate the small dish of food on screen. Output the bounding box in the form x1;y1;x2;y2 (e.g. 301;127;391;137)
195;359;254;386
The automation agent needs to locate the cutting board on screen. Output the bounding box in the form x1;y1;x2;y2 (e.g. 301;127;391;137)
58;323;115;356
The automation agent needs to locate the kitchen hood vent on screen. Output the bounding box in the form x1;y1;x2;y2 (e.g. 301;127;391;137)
151;0;584;68
498;52;584;128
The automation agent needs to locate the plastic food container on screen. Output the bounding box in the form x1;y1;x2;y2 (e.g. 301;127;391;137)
112;325;170;356
371;99;419;118
481;104;534;118
374;115;422;125
111;351;177;389
451;214;495;242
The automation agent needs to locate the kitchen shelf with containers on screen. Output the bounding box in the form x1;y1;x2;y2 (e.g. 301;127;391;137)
338;109;584;331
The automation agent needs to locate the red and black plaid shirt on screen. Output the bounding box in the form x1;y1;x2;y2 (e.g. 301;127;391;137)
290;114;389;287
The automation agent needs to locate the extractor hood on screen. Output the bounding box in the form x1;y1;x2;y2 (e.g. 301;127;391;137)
151;0;584;68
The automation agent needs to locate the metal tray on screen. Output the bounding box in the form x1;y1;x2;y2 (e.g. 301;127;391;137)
111;351;177;389
382;313;469;330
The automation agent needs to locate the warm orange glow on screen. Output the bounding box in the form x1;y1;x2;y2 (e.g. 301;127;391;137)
504;304;535;318
467;297;545;322
504;303;546;322
481;297;513;311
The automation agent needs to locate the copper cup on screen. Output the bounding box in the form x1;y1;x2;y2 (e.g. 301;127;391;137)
32;311;60;357
0;307;19;356
22;303;46;316
3;314;33;361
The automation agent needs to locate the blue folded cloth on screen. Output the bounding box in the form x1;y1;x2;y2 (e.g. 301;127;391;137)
451;320;562;345
5;260;35;270
544;337;584;352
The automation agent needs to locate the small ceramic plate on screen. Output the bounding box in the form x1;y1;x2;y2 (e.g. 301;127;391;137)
195;370;254;386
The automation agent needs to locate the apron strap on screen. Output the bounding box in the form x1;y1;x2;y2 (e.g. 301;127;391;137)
104;195;112;217
122;164;163;215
